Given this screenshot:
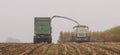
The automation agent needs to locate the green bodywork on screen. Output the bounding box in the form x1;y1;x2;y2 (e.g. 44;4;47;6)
35;23;51;34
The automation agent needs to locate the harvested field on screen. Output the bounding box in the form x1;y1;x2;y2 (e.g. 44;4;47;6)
0;42;120;55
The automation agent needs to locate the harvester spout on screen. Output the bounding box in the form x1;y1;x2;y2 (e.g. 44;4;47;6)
51;15;80;25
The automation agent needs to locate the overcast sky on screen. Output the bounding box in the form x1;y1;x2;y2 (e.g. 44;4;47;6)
0;0;120;43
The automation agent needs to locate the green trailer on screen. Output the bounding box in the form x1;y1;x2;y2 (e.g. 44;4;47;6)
34;17;52;43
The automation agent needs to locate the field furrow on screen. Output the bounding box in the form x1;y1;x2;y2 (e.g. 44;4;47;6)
0;42;120;55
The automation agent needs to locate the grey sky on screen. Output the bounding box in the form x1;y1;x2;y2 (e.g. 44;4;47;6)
0;0;120;43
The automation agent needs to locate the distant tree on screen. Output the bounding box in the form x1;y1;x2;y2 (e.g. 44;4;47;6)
5;37;21;43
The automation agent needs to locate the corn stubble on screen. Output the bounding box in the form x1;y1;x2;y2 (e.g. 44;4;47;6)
0;42;120;55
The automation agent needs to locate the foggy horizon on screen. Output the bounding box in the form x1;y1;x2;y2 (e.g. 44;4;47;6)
0;0;120;43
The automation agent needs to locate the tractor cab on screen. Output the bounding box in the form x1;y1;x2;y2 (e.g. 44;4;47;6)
72;25;90;42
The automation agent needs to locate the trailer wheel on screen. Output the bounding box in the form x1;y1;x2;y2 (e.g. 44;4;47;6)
34;36;37;44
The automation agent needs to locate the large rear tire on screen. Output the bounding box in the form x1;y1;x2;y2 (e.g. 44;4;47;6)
34;35;52;44
48;39;51;43
34;36;37;44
